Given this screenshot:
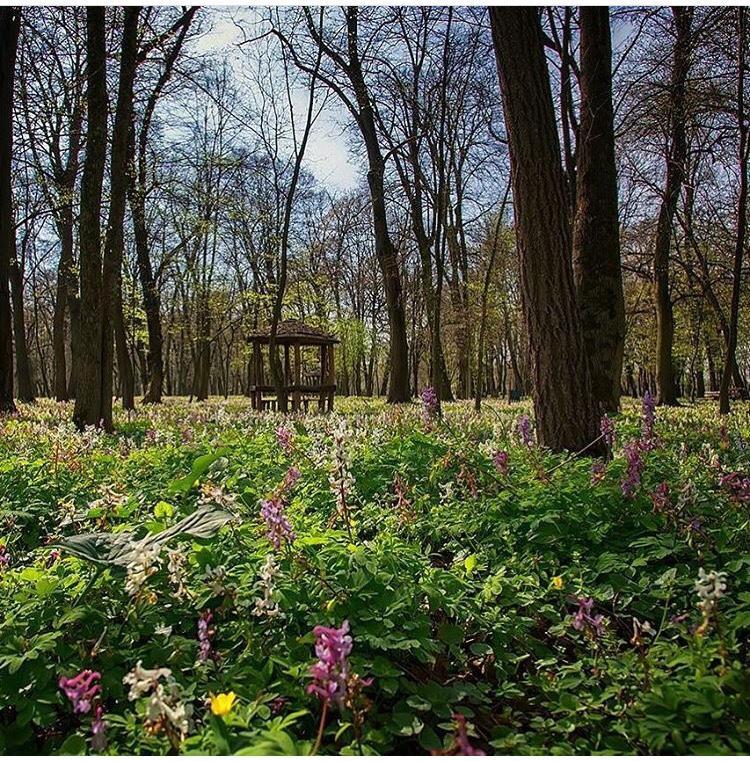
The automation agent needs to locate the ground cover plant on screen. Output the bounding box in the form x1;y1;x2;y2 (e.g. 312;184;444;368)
1;395;750;755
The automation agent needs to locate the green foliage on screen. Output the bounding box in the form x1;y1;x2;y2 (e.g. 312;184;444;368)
0;397;749;754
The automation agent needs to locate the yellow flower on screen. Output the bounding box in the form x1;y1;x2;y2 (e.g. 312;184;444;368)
210;691;237;717
552;576;563;590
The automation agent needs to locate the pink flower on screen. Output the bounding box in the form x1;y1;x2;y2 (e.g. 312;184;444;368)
621;440;644;497
276;425;294;456
720;471;750;503
421;387;439;425
198;610;217;663
600;414;616;450
59;669;101;715
307;620;353;705
640;391;657;450
91;704;108;751
0;544;9;568
260;495;296;550
493;450;509;476
516;414;534;447
283;466;301;490
571;597;605;638
652;482;670;513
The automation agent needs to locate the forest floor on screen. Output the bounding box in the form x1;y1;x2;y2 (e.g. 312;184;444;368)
1;395;749;754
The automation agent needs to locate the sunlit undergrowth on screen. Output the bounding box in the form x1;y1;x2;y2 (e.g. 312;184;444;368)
1;396;749;754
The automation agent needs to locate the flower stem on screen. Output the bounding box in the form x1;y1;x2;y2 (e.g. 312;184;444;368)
311;701;328;756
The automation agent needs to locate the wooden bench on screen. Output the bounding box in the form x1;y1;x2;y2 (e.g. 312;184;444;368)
705;388;745;401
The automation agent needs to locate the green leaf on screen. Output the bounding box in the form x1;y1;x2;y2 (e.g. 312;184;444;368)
54;503;234;567
168;448;230;494
57;733;86;755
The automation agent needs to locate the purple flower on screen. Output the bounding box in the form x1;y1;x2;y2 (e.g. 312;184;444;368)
276;425;294;456
307;620;353;705
720;471;750;503
421;387;439;425
283;466;301;490
0;544;9;568
91;704;108;752
600;414;616;450
651;481;670;513
198;610;217;663
260;495;296;550
621;440;645;497
453;713;485;756
571;597;605;638
640;391;657;450
516;414;534;447
493;450;509;476
59;670;101;715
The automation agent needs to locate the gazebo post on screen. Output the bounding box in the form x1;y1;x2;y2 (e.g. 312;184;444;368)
327;343;335;412
284;344;291;386
318;345;327;412
293;342;301;412
251;340;261;410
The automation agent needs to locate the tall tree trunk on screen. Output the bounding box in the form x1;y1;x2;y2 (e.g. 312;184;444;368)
345;8;410;403
572;7;625;413
719;6;748;414
127;11;195;404
491;7;602;454
653;7;692;406
100;7;139;426
9;254;34;400
0;7;20;413
73;8;108;428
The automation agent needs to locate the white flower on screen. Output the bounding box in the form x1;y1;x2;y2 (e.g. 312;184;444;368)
125;544;162;598
198;483;238;510
123;661;173;700
166;548;189;599
695;567;727;605
252;554;282;619
201;564;229;596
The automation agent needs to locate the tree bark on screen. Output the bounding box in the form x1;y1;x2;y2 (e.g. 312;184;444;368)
572;7;625;413
653;7;692;406
345;8;410;403
491;7;601;454
100;7;139;424
73;8;107;428
9;252;34;400
719;7;748;414
0;7;20;413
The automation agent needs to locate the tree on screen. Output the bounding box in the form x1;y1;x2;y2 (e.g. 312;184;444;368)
490;7;601;453
719;7;748;413
572;7;626;412
653;7;692;406
274;7;411;402
0;7;21;413
74;8;140;429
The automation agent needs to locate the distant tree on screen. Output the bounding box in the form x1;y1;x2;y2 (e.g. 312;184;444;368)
653;7;692;406
491;7;601;453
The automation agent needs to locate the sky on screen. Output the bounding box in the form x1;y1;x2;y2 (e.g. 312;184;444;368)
189;6;360;192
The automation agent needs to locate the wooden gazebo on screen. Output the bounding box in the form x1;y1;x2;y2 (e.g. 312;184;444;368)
248;319;338;413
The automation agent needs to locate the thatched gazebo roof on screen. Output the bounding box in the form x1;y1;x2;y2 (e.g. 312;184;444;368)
248;319;339;346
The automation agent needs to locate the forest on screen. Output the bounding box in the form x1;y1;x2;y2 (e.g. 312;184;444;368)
0;4;749;757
